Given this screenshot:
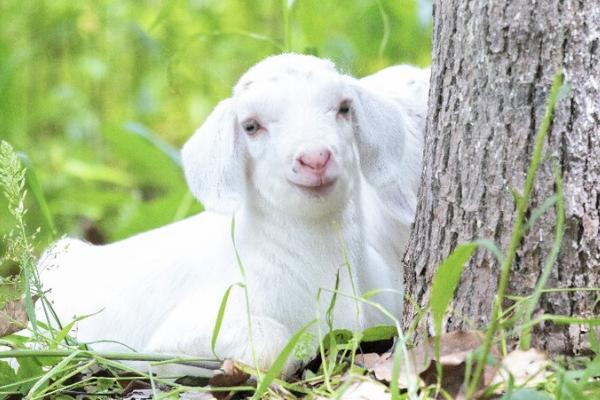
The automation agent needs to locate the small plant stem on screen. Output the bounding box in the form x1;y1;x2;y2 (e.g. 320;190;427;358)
43;361;97;396
519;165;565;349
315;288;335;393
321;288;418;400
282;0;292;51
519;314;600;330
147;366;159;400
15;207;38;334
333;221;360;323
29;356;95;399
18;152;57;238
0;349;221;370
466;71;564;397
230;217;261;380
375;0;390;57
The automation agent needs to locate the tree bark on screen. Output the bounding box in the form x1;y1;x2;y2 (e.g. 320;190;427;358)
403;0;599;354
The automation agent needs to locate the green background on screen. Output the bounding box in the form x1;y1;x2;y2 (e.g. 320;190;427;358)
0;0;431;252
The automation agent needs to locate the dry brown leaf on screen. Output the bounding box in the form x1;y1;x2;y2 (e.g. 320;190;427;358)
121;380;152;396
436;330;486;366
492;348;548;387
0;297;33;337
366;330;500;398
371;350;425;388
354;353;383;370
209;359;250;400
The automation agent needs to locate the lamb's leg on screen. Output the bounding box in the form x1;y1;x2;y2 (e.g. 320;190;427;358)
146;312;300;377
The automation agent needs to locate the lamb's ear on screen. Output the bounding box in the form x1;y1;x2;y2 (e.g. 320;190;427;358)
351;82;424;226
182;98;244;214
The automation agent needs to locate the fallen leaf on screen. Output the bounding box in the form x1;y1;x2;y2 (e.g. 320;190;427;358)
122;380;152;396
371;348;428;388
492;349;548;387
0;297;37;337
315;376;390;400
366;330;500;398
339;380;389;400
436;330;486;365
209;359;250;400
354;353;383;370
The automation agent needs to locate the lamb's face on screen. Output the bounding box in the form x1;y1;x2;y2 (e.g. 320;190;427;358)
233;67;357;217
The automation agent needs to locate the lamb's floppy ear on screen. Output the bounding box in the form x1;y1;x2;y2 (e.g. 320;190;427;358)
351;81;424;226
182;98;244;214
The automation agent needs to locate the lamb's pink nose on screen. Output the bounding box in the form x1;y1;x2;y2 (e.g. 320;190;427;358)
297;149;332;173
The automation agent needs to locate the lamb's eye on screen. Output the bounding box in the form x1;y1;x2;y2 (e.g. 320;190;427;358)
242;119;260;135
337;100;351;117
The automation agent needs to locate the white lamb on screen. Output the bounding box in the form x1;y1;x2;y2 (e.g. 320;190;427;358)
38;54;429;376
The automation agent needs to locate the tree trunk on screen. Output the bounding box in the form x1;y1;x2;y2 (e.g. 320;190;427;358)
403;0;599;354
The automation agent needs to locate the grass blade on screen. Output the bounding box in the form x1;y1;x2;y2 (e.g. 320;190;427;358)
252;319;317;400
375;0;391;57
523;194;558;232
430;242;478;385
26;350;82;398
186;30;284;53
589;326;600;355
172;191;197;222
17;153;56;239
230;217;260;378
51;311;102;348
467;71;566;397
123;122;182;167
430;242;478;338
519;165;565;349
390;343;403;400
211;283;243;359
473;239;505;264
282;0;292;51
325;270;340;331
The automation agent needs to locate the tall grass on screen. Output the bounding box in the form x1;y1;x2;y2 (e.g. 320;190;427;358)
467;72;565;396
0;141;43;332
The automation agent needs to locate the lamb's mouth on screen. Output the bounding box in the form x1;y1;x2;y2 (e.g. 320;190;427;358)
288;178;337;196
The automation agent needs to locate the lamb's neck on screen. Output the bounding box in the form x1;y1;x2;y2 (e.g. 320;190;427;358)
235;196;364;272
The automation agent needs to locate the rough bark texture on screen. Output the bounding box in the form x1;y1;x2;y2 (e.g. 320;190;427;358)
403;0;599;354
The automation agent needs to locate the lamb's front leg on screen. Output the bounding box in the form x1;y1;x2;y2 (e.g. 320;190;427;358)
146;310;299;377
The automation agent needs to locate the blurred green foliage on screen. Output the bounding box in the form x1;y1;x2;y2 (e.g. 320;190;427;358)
0;0;431;251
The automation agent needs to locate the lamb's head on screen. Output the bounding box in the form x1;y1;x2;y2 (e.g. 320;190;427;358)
183;54;420;222
234;55;360;217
